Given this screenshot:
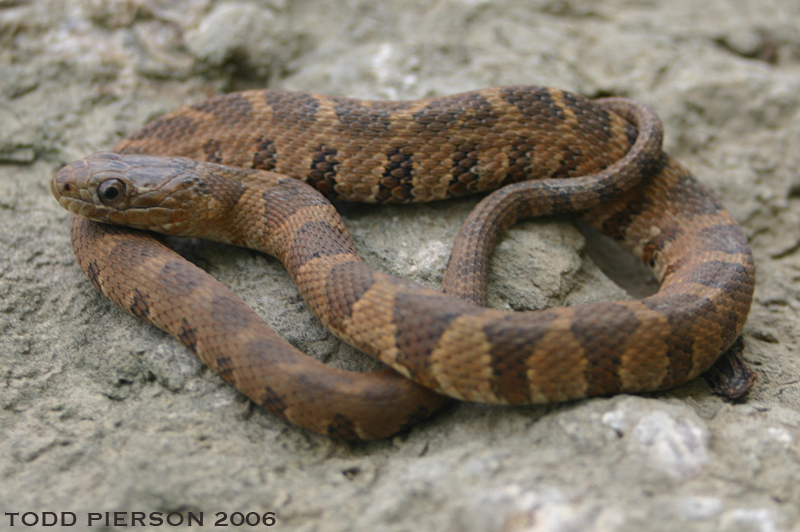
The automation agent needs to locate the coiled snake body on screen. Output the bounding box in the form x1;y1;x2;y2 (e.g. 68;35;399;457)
52;86;755;439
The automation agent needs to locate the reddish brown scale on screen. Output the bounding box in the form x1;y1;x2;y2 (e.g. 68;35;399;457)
52;86;755;438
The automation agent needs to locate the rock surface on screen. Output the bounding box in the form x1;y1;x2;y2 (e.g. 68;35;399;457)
1;0;800;531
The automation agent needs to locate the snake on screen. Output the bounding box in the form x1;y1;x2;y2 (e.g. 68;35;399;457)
51;86;756;440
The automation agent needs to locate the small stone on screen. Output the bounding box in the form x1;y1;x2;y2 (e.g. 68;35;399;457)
0;147;35;164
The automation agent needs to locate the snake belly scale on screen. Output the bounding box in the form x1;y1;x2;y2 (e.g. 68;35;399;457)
52;86;755;440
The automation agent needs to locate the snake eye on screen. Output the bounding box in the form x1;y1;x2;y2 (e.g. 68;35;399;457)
98;179;126;205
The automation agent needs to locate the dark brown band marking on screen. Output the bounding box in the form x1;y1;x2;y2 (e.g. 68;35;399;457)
130;289;150;320
289;220;357;274
253;137;278;171
484;312;559;403
177;317;198;352
191;93;253;124
378;146;415;202
696;224;752;255
307;145;340;197
203;139;223;163
214;356;235;382
326;414;359;440
683;260;753;291
261;385;289;417
392;291;483;380
126;115;196;142
331;96;402;135
500;86;565;122
263;90;319;126
323;261;376;327
571;303;641;396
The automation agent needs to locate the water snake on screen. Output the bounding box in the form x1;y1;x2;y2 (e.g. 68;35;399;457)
51;86;756;439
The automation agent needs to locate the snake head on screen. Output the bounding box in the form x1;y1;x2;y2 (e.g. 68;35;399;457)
51;152;204;235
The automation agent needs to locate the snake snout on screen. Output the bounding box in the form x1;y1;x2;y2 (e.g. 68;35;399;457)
51;162;87;209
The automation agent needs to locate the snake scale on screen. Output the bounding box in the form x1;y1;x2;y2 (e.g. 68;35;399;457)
51;86;755;440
